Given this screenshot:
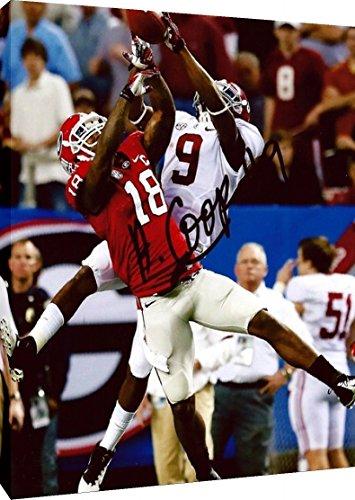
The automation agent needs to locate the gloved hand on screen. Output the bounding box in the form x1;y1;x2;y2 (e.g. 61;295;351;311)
162;12;185;53
120;69;159;102
123;35;158;71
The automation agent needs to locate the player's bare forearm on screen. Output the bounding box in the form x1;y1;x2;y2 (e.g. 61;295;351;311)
143;73;175;165
180;47;236;134
80;98;130;213
51;266;98;323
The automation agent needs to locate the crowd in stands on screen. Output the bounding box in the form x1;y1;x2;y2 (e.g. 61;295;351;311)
0;2;354;210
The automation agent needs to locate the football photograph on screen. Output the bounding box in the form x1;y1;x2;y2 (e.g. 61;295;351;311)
0;0;354;499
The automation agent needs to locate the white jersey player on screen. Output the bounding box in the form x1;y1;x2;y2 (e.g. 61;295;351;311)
286;237;355;471
162;107;262;253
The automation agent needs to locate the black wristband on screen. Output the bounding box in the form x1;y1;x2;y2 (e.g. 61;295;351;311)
173;38;186;54
120;85;135;103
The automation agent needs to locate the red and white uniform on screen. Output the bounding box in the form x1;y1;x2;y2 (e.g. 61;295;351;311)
287;273;355;455
66;131;200;298
78;117;264;400
83;111;264;290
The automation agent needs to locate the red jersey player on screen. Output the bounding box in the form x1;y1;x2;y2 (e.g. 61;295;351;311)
60;68;200;298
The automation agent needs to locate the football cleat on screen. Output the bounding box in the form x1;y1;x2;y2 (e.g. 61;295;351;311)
78;443;115;493
0;317;18;357
333;375;355;409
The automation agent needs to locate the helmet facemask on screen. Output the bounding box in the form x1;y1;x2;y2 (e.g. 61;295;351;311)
209;80;250;118
68;112;107;160
58;112;107;175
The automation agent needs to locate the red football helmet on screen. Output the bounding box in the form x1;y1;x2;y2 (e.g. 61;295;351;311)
57;112;107;175
193;80;251;122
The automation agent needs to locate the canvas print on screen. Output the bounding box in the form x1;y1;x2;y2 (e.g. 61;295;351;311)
0;1;354;498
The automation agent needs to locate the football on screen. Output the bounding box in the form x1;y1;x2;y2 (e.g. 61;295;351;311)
124;10;166;44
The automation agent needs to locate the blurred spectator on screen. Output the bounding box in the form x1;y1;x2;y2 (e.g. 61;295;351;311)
73;87;97;114
301;24;348;67
324;153;355;204
234;130;324;204
69;7;112;111
0;276;25;496
304;27;355;130
10;1;81;34
211;243;309;478
2;1;81;89
234;51;264;132
336;109;355;151
261;22;326;139
10;38;74;211
8;239;69;498
0;3;10;103
0;93;21;207
89;9;131;111
213;16;239;60
159;13;235;113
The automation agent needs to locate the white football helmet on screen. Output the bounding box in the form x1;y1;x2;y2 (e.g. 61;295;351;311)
57;112;107;175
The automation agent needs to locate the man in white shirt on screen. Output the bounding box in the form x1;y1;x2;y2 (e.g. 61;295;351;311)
211;242;311;477
10;38;74;211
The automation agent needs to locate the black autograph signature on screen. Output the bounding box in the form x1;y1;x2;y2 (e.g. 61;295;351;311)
128;139;288;282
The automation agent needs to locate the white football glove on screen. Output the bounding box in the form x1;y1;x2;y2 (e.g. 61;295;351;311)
120;69;159;102
123;35;157;70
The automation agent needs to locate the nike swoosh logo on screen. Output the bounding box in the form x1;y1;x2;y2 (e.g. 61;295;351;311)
144;299;157;308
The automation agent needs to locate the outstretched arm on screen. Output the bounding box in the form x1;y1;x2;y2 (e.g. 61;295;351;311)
78;97;131;214
78;70;152;214
123;36;175;166
143;73;175;166
163;14;244;171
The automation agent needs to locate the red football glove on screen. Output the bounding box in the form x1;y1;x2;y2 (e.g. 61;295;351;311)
162;12;185;53
123;35;158;71
120;69;159;102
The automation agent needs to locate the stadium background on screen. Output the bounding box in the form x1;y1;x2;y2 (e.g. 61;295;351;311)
0;206;354;491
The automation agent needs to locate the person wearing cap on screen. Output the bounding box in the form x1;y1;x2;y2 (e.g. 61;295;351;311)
261;21;326;139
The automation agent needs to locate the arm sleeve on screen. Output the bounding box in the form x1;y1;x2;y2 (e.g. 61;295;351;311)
238;122;265;164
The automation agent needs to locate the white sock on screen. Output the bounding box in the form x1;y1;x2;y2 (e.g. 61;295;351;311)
29;303;64;352
100;402;135;451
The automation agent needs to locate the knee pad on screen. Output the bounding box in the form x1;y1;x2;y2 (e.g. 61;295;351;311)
161;369;193;405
